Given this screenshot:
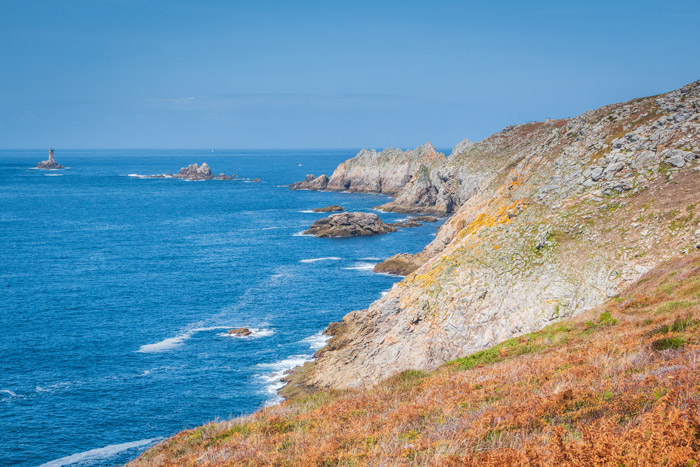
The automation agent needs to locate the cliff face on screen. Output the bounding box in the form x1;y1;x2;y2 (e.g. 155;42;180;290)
282;80;700;396
290;143;446;197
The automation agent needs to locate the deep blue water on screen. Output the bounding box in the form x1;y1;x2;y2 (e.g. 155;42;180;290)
0;150;442;467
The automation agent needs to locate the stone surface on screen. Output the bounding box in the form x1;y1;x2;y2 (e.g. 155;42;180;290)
373;253;423;276
313;205;344;213
36;160;65;169
147;163;234;181
304;212;397;238
228;328;252;337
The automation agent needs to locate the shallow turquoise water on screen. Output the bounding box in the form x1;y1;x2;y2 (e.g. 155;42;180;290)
0;149;442;466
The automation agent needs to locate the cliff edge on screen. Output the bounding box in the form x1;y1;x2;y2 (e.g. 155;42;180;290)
281;80;700;396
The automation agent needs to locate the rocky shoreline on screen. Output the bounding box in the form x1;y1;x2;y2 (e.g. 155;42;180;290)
280;79;700;397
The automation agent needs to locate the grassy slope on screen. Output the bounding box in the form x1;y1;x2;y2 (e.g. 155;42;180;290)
131;254;700;466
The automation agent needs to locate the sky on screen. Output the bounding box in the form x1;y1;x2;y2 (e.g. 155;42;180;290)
1;0;699;149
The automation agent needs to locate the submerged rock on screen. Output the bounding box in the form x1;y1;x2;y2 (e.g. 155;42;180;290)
228;328;252;337
313;205;344;213
304;212;397;238
388;221;422;228
411;216;438;222
252;178;261;183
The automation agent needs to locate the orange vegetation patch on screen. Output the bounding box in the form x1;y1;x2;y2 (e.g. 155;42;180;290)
131;254;700;466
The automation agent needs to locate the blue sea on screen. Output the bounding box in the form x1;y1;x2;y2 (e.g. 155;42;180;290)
0;150;443;466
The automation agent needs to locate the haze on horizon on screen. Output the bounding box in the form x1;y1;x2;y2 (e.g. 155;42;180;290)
1;0;699;150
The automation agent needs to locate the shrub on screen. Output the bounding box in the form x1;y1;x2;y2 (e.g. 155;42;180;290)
651;337;685;351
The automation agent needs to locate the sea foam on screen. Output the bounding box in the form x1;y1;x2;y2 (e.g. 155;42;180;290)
299;257;341;263
37;437;162;467
137;326;230;353
342;262;377;271
216;328;274;339
301;331;331;350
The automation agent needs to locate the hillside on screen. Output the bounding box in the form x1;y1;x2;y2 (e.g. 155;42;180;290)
281;80;700;395
130;254;700;465
132;81;700;465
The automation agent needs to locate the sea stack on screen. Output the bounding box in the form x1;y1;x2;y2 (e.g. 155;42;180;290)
36;148;65;169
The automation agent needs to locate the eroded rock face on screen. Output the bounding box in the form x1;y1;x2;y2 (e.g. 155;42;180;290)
228;328;252;337
290;174;329;190
304;212;397;238
281;80;700;396
289;144;446;201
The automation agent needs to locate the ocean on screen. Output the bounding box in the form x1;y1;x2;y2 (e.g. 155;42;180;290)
0;149;443;466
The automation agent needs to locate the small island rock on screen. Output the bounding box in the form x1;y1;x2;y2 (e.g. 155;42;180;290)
146;162;234;181
252;178;261;183
304;212;397;238
36;148;65;169
228;327;252;337
313;205;344;213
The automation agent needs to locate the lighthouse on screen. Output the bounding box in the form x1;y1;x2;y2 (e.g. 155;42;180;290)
49;148;55;163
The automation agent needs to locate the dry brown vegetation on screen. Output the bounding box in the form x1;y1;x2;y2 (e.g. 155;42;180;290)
131;254;700;466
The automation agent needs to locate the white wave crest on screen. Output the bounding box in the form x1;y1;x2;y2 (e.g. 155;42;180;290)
44;173;63;177
342;262;376;271
0;389;17;397
217;328;274;339
127;173;148;179
360;257;381;261
256;355;314;405
137;326;230;353
299;257;341;263
37;437;162;467
301;332;331;350
292;231;313;237
298;210;316;213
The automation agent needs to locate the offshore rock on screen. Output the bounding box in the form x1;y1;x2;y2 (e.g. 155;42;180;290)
149;163;234;180
313;205;344;212
304;212;397;238
228;328;252;337
36;160;65;169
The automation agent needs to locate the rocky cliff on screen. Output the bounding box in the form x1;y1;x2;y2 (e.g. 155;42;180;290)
290;143;445;197
281;80;700;396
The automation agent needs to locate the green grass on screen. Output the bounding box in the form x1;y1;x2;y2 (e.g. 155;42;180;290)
651;337;685;351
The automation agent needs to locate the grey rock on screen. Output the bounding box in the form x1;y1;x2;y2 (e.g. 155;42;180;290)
304;212;397;238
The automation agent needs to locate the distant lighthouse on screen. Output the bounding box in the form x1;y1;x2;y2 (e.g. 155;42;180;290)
36;148;65;169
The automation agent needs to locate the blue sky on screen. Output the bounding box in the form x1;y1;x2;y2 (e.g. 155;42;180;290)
1;0;699;149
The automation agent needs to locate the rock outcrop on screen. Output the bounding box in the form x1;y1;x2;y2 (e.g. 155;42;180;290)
281;80;700;396
148;163;234;181
290;143;445;201
228;328;252;337
304;212;397;238
313;205;344;212
36;160;65;169
372;253;423;276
